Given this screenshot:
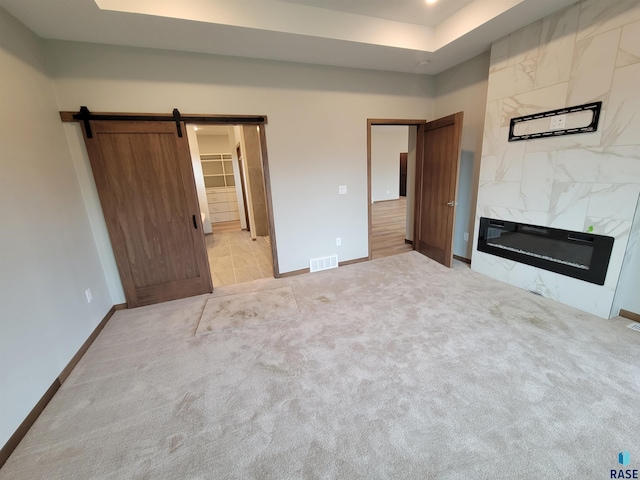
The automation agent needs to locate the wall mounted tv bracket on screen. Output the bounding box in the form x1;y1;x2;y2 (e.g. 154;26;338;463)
508;101;602;142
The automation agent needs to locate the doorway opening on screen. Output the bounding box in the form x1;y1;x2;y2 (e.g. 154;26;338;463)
61;108;279;307
187;124;273;287
369;125;416;259
367;114;464;268
368;120;424;260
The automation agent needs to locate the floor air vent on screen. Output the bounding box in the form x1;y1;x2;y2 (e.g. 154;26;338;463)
627;323;640;333
310;255;338;273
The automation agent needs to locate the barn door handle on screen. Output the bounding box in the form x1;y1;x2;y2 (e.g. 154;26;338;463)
192;215;198;229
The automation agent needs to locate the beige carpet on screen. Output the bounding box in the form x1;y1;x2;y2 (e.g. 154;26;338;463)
195;286;299;335
1;252;638;479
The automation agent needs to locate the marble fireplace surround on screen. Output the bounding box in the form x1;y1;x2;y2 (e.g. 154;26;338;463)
471;0;640;319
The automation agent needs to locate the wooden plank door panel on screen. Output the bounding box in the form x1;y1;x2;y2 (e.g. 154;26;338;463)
82;120;212;307
414;112;463;267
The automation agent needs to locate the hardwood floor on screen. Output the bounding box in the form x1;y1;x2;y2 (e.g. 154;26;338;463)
371;197;413;259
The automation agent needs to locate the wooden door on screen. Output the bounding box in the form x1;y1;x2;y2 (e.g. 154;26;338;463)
81;120;213;307
414;112;463;267
399;152;408;197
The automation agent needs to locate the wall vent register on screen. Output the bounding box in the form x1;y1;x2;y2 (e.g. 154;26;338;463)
310;255;338;273
477;217;614;285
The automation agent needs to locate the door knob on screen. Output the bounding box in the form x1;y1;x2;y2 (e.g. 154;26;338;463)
446;201;457;207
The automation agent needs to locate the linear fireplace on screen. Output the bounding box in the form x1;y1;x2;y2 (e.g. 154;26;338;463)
477;217;614;285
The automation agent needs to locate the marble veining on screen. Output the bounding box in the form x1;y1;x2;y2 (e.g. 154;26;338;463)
587;183;640;221
518;152;557;212
477;182;520;208
479;155;497;182
577;0;640;42
508;20;542;67
595;146;640;184
602;63;640;146
555;148;601;183
508;263;553;299
482;100;502;155
501;82;569;128
547;182;592;230
475;0;638;319
489;36;510;73
536;268;616;317
568;28;620;105
470;250;514;284
585;216;632;241
486;61;536;102
535;4;580;89
585;216;632;290
616;20;640;67
477;205;547;227
495;134;526;182
553;147;640;184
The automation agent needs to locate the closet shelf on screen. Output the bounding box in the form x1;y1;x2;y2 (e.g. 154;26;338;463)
201;153;239;223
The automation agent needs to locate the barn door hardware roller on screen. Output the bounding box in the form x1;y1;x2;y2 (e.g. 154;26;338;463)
76;106;93;138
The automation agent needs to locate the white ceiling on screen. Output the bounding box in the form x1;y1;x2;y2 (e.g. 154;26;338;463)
279;0;476;27
0;0;579;75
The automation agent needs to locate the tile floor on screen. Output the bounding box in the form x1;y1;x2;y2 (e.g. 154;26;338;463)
205;222;273;287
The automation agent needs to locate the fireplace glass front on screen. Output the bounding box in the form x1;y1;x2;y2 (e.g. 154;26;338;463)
477;217;614;285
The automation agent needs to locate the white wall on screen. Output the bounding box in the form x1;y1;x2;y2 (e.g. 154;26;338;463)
197;134;231;154
371;126;408;202
0;9;112;448
473;0;640;318
44;40;434;278
434;51;490;259
187;126;213;234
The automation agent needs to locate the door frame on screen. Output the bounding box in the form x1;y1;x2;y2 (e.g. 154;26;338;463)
367;119;427;260
61;109;283;280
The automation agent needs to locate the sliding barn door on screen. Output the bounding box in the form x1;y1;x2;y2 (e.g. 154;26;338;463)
414;112;463;267
81;120;212;307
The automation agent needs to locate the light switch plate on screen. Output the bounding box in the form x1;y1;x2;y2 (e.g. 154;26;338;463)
550;115;566;130
338;185;347;195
